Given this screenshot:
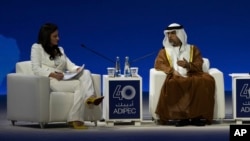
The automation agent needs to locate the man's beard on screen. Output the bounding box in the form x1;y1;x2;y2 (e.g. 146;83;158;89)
169;41;178;47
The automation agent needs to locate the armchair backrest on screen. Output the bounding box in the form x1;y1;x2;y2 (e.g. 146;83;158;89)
16;61;34;75
202;58;210;72
17;58;210;74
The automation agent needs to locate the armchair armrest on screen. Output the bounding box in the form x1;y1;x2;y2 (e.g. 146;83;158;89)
91;74;101;97
149;68;167;119
84;73;102;120
208;68;225;119
7;73;50;122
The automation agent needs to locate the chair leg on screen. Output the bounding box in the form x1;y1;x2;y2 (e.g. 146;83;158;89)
11;120;16;126
39;122;46;129
219;118;224;124
94;121;98;126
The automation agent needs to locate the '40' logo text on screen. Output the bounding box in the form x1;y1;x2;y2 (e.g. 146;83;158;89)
112;85;136;100
240;84;250;99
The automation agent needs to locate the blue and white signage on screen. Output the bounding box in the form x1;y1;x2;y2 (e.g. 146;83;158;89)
236;79;250;118
108;80;140;119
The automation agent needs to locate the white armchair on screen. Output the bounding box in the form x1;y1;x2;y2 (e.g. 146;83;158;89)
7;61;102;128
149;58;225;122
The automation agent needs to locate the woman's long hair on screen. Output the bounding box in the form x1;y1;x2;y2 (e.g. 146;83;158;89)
37;23;62;60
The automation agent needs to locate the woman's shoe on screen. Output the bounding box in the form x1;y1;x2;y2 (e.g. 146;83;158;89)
68;121;88;129
86;96;104;105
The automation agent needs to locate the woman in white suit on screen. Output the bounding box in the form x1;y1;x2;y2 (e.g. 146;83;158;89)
30;23;104;129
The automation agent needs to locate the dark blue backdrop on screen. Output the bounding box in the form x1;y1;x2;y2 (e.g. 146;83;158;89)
1;0;250;95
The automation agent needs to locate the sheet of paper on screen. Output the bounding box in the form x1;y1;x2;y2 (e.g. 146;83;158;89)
63;64;85;80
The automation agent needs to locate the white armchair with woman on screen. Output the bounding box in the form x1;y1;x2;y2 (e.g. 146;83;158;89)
31;23;104;129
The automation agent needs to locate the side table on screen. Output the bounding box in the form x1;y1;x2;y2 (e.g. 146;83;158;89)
102;75;143;126
229;73;250;124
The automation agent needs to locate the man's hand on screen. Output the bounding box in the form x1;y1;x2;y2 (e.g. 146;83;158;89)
177;58;190;69
173;70;181;76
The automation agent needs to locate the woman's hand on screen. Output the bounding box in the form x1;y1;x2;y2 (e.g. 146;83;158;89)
49;72;64;80
76;67;82;73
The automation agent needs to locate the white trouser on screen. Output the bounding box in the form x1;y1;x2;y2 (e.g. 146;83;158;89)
50;69;95;122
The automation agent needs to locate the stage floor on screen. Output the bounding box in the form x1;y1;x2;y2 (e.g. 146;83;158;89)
0;93;240;141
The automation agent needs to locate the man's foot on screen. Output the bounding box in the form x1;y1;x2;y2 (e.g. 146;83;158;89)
68;121;88;129
157;119;168;125
157;119;175;125
86;96;104;105
175;119;190;127
190;118;206;126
